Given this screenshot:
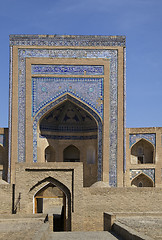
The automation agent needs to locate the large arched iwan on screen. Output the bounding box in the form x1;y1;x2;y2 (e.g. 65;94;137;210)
33;94;103;180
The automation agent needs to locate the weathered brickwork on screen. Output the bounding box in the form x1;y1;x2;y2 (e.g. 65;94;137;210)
0;184;12;214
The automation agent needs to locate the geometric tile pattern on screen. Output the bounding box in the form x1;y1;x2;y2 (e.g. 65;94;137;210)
130;168;155;182
9;35;124;187
32;64;104;75
32;77;103;119
129;134;156;148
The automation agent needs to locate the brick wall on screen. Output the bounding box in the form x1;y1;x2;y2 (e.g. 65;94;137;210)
0;184;12;214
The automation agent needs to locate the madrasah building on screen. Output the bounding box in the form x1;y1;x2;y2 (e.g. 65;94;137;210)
0;35;162;234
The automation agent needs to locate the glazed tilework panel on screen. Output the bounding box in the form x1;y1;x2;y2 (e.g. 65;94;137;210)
0;134;5;147
15;47;118;186
32;77;103;118
129;134;156;148
130;169;155;182
32;65;104;75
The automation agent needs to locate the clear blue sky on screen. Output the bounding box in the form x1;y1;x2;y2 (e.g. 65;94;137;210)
0;0;162;128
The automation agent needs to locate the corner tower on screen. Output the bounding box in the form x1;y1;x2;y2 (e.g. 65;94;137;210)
9;35;126;187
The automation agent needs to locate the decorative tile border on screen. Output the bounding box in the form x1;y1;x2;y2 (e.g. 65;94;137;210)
32;64;104;75
129;133;156;148
40;134;97;140
10;35;126;47
9;35;121;186
32;77;103;118
123;47;126;173
33;94;103;181
130;169;155;182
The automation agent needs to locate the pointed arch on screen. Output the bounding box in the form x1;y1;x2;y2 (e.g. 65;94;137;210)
63;145;80;162
131;173;154;187
33;94;102;181
130;138;155;164
44;145;55;162
30;176;72;231
131;137;155;150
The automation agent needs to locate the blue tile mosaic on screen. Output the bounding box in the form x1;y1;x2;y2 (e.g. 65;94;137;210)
130;169;155;182
32;77;103;119
32;65;104;75
9;35;121;186
129;134;156;148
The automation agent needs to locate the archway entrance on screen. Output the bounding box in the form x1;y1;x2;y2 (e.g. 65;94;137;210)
34;183;66;231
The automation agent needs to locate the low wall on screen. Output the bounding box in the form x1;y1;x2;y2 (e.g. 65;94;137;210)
81;187;162;231
0;183;12;214
112;221;152;240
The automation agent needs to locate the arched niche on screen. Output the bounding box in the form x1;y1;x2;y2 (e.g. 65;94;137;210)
130;138;155;164
131;173;154;187
45;146;55;162
63;145;80;162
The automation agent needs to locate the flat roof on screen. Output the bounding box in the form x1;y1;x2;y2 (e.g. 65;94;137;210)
9;34;126;47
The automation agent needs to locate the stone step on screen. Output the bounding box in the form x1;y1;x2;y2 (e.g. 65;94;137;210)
47;231;119;240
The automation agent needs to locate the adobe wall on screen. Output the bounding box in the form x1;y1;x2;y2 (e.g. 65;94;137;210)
0;184;12;214
14;162;82;209
13;162;162;231
81;186;162;231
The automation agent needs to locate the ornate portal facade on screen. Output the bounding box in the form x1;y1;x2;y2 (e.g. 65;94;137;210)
0;35;162;234
8;34;126;187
